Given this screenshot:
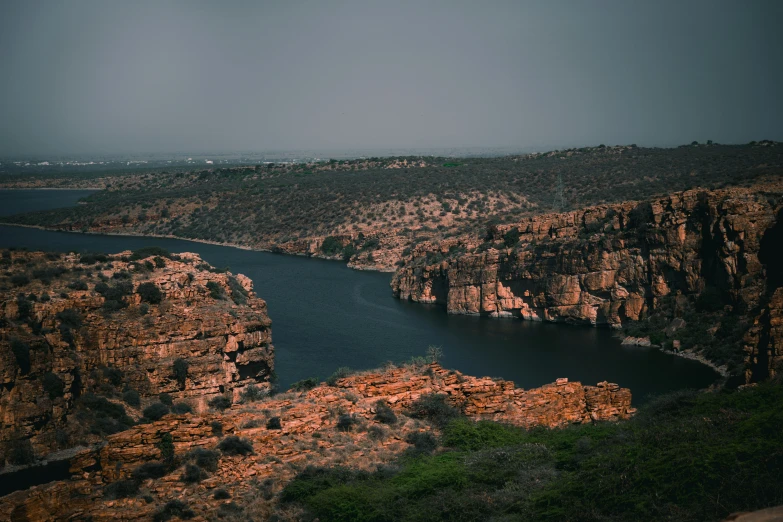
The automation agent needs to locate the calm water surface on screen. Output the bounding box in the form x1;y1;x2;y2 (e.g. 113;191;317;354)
0;190;718;403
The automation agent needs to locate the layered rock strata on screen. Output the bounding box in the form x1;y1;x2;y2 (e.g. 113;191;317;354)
0;250;274;460
392;183;783;379
0;362;631;520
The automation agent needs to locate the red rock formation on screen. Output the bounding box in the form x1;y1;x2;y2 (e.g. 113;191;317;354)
0;362;631;520
0;250;273;460
392;183;783;378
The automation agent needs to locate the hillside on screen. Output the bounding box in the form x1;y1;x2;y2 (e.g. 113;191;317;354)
2;143;781;271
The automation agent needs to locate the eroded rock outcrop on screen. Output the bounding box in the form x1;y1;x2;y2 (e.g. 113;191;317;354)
0;363;631;520
392;182;783;378
0;250;274;461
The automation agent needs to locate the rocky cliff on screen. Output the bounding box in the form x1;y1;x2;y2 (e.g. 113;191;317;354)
392;182;783;380
0;362;632;520
0;249;274;462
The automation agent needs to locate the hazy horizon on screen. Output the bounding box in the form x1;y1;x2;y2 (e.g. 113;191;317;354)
2;1;782;156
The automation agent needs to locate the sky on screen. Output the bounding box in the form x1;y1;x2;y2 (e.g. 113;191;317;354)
1;0;782;156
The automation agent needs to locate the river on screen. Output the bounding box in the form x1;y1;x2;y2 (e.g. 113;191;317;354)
0;189;718;403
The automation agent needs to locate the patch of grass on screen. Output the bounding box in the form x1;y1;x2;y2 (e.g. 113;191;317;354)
281;382;783;522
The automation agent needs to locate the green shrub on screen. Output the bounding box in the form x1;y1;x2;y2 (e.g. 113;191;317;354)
407;394;461;428
326;366;351;386
7;439;36;465
172;358;189;388
218;436;254;456
188;448;220;472
182;464;205;483
158;392;173;406
137;282;162;304
130;247;171;261
122;389;141;407
171;402;192;414
152;500;195;521
336;414;356;432
320;236;342;255
208;395;232;411
132;461;168;481
404;431;438;455
374;401;397;425
266;416;282;430
157;433;175;463
104;479;139;499
143;402;169;421
239;384;266;403
290;377;319;392
213;488;231;499
206;281;224;300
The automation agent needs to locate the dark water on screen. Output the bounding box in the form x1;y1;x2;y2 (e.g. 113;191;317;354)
0;190;718;403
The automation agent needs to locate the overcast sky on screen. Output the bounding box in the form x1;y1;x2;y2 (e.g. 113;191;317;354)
1;0;781;155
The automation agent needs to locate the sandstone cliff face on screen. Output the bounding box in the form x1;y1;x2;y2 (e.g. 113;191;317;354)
0;250;273;461
0;363;631;521
392;183;783;379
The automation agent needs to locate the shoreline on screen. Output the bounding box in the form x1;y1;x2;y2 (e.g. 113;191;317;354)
0;223;729;379
0;221;393;273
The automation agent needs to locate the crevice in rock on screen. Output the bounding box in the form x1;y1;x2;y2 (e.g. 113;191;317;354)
759;209;783;292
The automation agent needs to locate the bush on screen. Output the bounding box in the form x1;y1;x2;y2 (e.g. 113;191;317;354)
159;392;173;406
503;228;520;247
213;488;231;499
137;282;163;304
7;439;36;465
10;339;31;375
188;448;220;472
153;500;195;522
326;366;351;386
55;308;83;329
208;395;232;411
266;416;282;430
374;401;398;425
407;394;461;428
182;464;205;483
143;402;170;421
227;275;248;305
405;431;438;455
172;358;189;388
11;274;30;287
206;281;225;300
218;436;254;456
368;425;388;441
320;236;342;255
132;461;168;481
171;402;192;414
42;372;64;400
290;377;319;392
130;247;171;261
122;389;141;407
239;384;266;403
210;421;223;436
104;479;140;499
68;280;88;290
336;414;357;432
157;433;175;463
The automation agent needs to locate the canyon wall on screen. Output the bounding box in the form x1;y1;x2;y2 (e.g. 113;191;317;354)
0;363;631;520
0;250;274;460
392;183;783;379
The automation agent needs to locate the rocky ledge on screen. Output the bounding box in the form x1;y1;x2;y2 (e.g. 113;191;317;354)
0;362;632;520
0;249;274;462
392;181;783;381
